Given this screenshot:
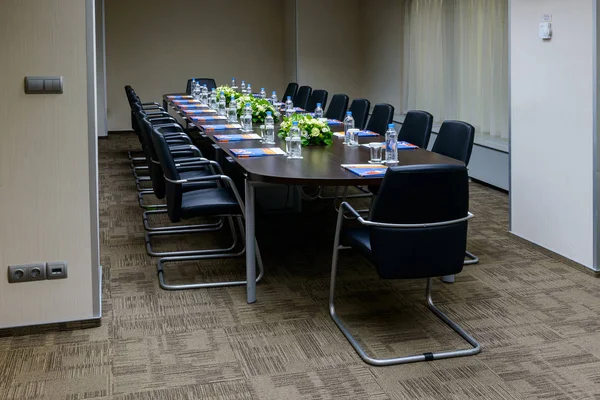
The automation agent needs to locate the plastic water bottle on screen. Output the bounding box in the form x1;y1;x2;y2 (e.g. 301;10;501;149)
343;111;355;144
209;89;217;109
231;77;237;90
288;122;302;159
240;80;246;94
192;81;201;100
242;103;253;132
217;92;227;116
200;84;208;104
271;91;278;105
264;111;275;144
260;88;266;99
247;83;252;95
285;96;294;118
314;103;323;119
385;123;398;164
228;96;238;122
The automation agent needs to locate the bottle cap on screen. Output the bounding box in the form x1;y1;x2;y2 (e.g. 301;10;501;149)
292;121;299;125
246;103;251;107
272;91;276;95
242;80;245;83
317;103;321;107
266;111;272;115
220;92;224;95
347;111;352;116
287;96;291;100
261;88;265;91
388;123;395;129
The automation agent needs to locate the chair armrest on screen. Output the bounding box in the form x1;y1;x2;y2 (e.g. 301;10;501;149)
175;159;223;174
169;144;202;158
141;102;161;107
339;202;362;220
164;133;191;144
357;212;474;228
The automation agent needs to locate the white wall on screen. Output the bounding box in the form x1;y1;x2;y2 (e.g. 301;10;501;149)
296;0;364;101
510;0;596;269
105;0;288;131
362;0;405;117
0;0;99;328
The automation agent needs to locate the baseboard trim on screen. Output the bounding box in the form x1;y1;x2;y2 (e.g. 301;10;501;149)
509;233;600;277
0;318;102;337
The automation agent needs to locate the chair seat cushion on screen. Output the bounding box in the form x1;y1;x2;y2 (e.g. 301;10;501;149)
180;187;241;218
341;228;373;261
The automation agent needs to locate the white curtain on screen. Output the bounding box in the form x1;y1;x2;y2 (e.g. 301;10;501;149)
403;0;509;139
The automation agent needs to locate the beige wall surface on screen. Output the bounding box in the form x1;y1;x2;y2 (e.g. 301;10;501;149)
296;0;364;102
510;0;595;268
105;0;287;131
361;0;405;116
0;0;96;328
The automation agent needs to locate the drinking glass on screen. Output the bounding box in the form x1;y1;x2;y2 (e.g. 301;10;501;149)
259;125;266;142
369;142;383;163
347;129;360;146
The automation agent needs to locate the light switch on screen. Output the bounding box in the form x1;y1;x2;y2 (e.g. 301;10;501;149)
24;76;63;94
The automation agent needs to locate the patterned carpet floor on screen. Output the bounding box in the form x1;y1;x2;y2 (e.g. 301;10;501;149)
1;132;600;399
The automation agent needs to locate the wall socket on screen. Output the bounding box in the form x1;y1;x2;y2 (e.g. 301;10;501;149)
7;261;67;283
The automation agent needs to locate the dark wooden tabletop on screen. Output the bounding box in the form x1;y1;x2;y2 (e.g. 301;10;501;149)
164;94;464;185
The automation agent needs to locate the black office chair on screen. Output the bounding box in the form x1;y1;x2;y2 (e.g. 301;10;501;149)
306;90;328;113
283;82;298;101
325;94;349;121
365;103;395;135
399;110;434;148
186;78;217;94
348;98;371;130
432;120;475;166
432;120;477;270
330;164;480;366
150;128;264;290
294;86;312;110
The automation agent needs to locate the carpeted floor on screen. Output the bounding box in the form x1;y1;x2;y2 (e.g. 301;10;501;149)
2;132;600;399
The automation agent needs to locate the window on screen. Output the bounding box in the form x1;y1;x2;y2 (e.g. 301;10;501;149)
403;0;509;140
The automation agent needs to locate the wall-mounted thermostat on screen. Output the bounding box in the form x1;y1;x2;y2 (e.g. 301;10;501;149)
540;14;552;40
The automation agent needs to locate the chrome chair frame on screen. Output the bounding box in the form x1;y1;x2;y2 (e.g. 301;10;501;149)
156;172;264;291
329;202;481;366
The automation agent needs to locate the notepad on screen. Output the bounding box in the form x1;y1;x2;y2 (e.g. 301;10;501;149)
360;141;418;150
167;95;192;99
184;109;217;114
202;124;242;131
342;164;388;177
333;130;380;138
179;104;209;109
230;148;287;158
191;116;228;121
327;119;343;125
214;134;261;142
172;100;200;104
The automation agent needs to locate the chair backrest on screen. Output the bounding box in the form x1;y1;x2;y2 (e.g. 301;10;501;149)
365;103;395;135
151;128;184;222
348;98;371;130
368;164;469;279
186;78;217;94
306;90;329;112
283;82;298;101
139;117;167;199
294;86;312;109
398;110;434;148
325;94;349;121
431;120;475;165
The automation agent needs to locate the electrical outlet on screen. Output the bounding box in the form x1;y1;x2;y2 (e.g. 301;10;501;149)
7;263;46;283
46;261;68;280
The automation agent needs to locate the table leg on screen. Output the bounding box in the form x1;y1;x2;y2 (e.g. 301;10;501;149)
245;179;257;303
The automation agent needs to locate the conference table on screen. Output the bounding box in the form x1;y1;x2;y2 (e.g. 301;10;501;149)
163;94;464;303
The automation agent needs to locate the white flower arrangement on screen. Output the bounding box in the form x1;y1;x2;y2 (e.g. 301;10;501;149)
278;114;333;146
235;94;279;124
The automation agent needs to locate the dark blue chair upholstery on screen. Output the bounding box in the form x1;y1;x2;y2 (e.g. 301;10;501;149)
294;86;312;109
306;90;328;112
365;103;395;135
399;110;434;148
431;121;475;165
325;94;349;121
348;98;371;130
283;82;298;101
